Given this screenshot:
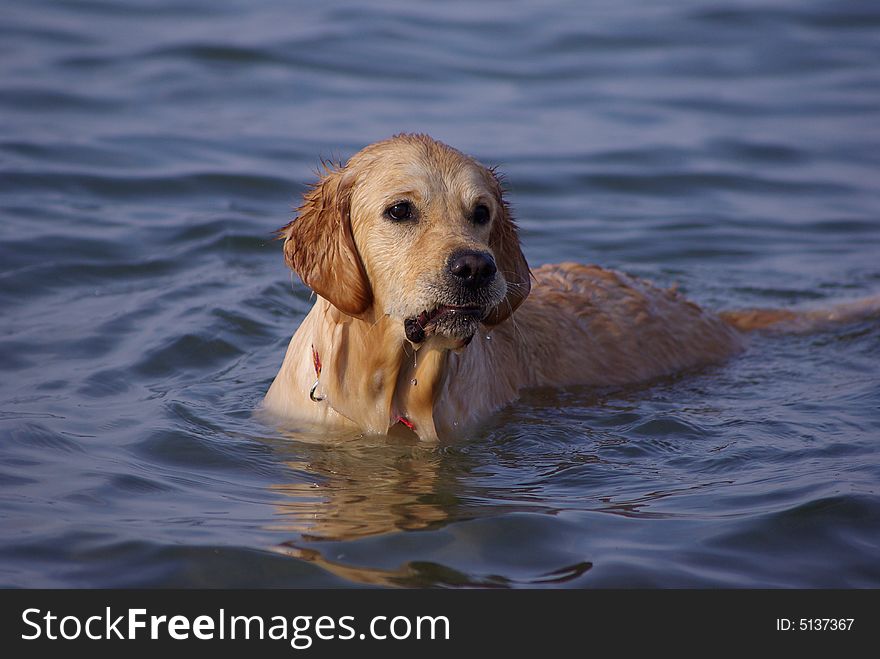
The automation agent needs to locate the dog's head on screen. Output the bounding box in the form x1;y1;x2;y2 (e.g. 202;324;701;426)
280;134;530;345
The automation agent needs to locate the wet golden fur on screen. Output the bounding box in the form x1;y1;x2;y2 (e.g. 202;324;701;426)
263;134;877;441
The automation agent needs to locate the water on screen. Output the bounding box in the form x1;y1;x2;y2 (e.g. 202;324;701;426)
1;0;879;588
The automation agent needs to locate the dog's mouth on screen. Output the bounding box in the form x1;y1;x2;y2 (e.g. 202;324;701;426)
404;305;484;344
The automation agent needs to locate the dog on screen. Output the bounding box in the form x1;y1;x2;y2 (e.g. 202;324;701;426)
264;134;878;441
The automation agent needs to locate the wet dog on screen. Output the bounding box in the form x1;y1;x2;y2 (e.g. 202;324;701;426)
264;134;878;441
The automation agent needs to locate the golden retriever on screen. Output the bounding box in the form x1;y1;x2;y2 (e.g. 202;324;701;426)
263;134;877;441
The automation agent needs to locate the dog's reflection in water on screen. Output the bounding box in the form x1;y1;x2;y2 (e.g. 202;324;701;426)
267;431;456;586
269;432;449;541
263;430;591;587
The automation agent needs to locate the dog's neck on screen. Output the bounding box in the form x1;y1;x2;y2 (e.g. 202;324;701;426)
310;299;453;441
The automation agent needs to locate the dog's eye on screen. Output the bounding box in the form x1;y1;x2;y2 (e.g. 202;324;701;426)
385;201;413;222
473;204;490;225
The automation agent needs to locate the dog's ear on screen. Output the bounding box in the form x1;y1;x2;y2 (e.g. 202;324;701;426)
279;165;372;317
484;173;531;326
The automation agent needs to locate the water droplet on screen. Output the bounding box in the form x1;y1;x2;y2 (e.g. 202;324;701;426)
485;334;492;341
453;421;459;427
410;378;417;386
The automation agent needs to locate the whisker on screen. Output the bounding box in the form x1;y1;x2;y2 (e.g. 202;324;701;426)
361;312;390;342
505;296;526;346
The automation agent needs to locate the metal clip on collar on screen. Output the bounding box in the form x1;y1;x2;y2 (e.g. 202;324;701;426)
309;344;325;402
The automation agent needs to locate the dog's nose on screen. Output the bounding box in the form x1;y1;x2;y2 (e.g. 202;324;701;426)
448;250;497;289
